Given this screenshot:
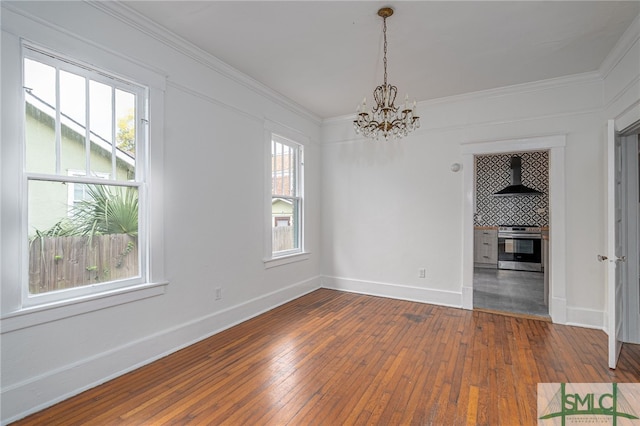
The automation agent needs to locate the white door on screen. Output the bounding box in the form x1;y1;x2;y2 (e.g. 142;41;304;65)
605;120;625;369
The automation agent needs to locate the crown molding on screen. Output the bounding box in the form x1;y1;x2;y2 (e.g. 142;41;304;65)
86;1;321;126
1;2;168;90
322;105;600;146
599;12;640;80
324;71;603;126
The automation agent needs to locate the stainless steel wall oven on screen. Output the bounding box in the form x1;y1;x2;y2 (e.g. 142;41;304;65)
497;226;542;272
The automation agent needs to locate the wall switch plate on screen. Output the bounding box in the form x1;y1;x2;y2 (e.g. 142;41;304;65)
215;287;222;300
419;268;426;278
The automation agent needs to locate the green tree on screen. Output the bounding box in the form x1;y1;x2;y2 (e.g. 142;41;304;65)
116;108;135;155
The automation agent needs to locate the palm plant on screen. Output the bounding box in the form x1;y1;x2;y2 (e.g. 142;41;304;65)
71;185;138;237
33;185;138;239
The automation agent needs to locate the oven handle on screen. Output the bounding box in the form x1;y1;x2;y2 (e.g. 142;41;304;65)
498;233;541;239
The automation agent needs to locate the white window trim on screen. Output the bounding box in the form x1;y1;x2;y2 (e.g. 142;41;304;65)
264;252;310;269
22;44;151;307
0;32;167;328
0;281;167;333
263;120;310;267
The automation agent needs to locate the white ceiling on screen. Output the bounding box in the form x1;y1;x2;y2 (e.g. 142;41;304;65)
122;1;640;119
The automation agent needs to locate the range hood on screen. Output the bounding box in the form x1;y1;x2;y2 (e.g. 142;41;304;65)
493;156;543;197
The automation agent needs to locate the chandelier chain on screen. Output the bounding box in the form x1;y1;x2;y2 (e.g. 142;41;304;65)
383;16;388;86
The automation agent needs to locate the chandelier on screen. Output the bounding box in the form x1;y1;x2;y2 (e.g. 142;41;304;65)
354;7;420;141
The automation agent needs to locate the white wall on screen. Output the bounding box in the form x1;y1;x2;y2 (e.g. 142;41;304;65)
321;13;640;329
602;15;640;131
322;77;604;319
0;2;321;423
1;2;638;423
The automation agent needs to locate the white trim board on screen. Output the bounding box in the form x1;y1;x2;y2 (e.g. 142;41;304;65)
460;135;568;324
599;13;640;80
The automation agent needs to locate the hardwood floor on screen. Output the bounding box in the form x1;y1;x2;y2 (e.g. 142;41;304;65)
13;289;640;425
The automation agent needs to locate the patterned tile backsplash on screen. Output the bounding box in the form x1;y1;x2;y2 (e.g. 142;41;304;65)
474;151;549;227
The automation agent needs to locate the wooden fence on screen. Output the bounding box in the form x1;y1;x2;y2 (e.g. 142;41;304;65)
272;226;295;252
29;234;138;294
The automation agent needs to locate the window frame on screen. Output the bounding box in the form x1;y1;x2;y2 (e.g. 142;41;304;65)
1;20;168;330
0;37;169;329
263;121;309;268
21;44;150;307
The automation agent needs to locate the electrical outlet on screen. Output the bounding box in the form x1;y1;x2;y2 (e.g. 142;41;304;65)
419;268;426;278
215;287;222;300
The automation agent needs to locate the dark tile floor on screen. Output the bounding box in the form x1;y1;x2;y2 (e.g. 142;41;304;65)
473;268;549;318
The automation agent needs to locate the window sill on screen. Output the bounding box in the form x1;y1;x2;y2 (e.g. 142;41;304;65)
0;281;168;333
264;252;310;269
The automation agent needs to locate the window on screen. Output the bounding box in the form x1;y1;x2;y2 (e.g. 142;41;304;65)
23;44;148;305
274;216;291;227
270;135;303;257
67;170;110;209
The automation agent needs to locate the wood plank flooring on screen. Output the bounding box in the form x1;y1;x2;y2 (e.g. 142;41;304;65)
12;289;640;425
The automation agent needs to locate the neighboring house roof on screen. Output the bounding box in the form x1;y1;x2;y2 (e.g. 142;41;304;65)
26;90;135;168
272;198;293;205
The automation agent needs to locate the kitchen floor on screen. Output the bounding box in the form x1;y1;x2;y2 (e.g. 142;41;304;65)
473;268;549;318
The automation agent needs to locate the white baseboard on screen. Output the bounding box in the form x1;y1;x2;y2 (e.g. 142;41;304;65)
551;296;567;324
322;278;607;331
1;276;321;425
321;276;462;308
565;306;605;330
462;286;473;310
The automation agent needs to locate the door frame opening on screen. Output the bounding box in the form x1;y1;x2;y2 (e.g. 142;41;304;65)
461;135;567;324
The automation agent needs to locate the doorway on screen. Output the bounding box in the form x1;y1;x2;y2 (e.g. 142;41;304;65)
473;269;547;317
472;151;549;318
605;120;640;368
461;135;567;324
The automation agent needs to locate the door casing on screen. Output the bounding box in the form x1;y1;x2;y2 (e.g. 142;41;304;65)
461;135;567;323
606;120;624;369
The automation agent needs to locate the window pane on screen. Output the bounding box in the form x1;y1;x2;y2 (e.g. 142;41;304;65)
272;198;299;253
28;179;139;295
60;70;86;126
59;70;87;174
89;80;114;177
272;140;296;197
115;89;136;180
24;58;56;173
